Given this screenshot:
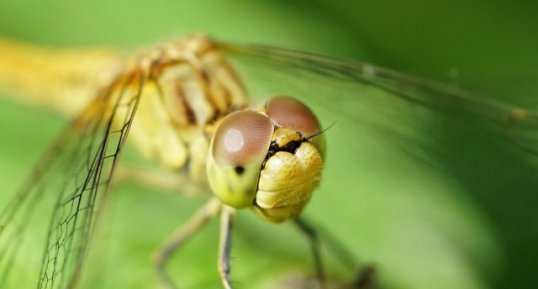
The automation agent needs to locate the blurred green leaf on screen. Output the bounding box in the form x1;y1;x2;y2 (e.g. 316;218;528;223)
0;1;537;289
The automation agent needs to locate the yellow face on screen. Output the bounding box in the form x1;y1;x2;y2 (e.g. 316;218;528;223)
206;96;325;223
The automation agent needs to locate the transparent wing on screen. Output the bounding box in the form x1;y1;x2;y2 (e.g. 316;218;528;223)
219;42;538;151
0;65;145;289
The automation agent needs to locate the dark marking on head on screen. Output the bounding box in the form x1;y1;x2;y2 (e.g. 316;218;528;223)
261;138;308;169
234;166;245;175
279;139;302;154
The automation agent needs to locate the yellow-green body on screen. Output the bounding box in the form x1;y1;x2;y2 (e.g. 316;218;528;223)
0;35;325;223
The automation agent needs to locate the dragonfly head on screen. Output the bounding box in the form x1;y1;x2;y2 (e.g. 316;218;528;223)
207;96;325;223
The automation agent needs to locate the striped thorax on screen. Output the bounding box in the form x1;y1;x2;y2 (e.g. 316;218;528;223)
124;35;249;182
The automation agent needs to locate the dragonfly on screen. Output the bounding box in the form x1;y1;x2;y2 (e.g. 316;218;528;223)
0;34;536;289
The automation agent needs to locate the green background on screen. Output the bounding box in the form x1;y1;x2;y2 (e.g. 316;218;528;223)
0;1;537;289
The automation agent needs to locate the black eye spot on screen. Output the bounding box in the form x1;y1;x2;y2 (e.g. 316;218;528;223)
234;166;245;175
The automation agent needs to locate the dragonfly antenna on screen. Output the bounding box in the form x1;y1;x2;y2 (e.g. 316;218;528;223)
306;121;336;140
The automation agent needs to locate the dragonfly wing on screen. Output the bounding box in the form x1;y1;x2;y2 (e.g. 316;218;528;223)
219;42;538;151
0;66;145;289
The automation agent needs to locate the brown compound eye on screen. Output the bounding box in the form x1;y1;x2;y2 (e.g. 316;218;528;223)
212;111;274;167
266;96;321;137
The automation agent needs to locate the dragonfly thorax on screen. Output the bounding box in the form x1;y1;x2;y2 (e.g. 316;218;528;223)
124;35;248;182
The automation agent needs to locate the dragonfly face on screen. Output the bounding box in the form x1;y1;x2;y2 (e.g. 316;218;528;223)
207;96;325;222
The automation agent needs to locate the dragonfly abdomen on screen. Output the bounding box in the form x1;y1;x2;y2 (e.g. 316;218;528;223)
0;37;121;116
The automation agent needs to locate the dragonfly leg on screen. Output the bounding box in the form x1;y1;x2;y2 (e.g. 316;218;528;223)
114;164;208;197
350;266;378;289
218;206;235;289
153;198;221;289
293;217;326;289
293;218;379;289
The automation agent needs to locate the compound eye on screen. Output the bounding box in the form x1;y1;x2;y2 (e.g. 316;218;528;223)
266;96;321;137
212;111;274;166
